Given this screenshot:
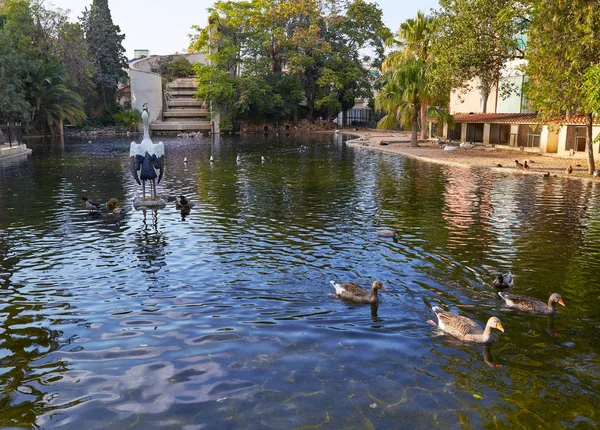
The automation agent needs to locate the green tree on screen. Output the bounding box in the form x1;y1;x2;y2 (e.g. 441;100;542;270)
375;59;453;147
80;0;126;108
190;0;390;129
524;0;600;173
431;0;527;113
26;61;86;135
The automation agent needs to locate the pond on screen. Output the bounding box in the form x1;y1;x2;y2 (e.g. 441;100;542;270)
0;133;599;429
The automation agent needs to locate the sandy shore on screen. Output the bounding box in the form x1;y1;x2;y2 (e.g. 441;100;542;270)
339;129;597;179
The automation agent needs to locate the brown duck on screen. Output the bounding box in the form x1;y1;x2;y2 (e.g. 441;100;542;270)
330;280;386;304
431;306;504;344
498;292;565;315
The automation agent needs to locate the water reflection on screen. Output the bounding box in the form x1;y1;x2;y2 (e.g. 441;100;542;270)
0;134;599;428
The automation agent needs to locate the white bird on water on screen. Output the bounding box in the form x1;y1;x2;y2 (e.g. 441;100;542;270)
184;157;188;163
236;154;241;164
210;155;214;164
261;156;266;163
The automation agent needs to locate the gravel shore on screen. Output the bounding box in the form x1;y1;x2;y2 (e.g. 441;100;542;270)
341;129;597;179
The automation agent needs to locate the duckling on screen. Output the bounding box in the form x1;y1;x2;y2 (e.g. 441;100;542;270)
176;195;190;209
81;196;101;212
566;165;573;175
106;198;119;211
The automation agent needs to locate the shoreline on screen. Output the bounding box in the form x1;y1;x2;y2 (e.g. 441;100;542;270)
339;129;597;180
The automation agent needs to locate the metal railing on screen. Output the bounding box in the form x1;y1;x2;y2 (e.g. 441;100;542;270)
0;123;23;148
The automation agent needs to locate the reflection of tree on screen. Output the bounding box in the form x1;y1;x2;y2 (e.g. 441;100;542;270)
134;209;167;277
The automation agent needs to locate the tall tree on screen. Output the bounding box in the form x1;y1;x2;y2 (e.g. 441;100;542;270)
190;0;390;130
80;0;126;108
375;59;453;147
524;0;600;173
431;0;527;113
384;11;435;139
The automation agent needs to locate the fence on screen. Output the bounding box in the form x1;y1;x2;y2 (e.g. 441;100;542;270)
337;108;385;129
0;123;23;148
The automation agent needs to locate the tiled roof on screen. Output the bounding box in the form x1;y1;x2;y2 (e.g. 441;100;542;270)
453;112;539;124
453;112;599;125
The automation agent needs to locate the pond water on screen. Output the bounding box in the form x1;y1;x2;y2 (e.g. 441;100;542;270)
0;133;599;429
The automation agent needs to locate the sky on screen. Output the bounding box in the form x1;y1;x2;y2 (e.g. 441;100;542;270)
48;0;440;60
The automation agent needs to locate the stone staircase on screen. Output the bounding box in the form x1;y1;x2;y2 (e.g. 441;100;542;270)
149;78;212;133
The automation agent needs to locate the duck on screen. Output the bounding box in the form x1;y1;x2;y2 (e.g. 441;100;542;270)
330;280;387;304
236;154;241;164
210;155;214;164
523;160;530;170
106;197;119;211
430;306;504;344
81;196;102;212
498;292;565;315
460;141;475;150
593;169;600;179
377;229;399;239
543;172;550;178
566;165;573;175
261;155;266;163
493;272;514;289
515;160;524;169
184;157;188;163
443;144;457;151
176;195;190;209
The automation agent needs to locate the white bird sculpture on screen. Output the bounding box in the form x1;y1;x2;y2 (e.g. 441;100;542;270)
129;104;165;200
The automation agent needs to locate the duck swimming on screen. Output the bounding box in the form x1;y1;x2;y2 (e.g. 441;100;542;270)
81;196;101;212
330;280;386;304
430;306;504;344
498;292;565;315
493;272;514;289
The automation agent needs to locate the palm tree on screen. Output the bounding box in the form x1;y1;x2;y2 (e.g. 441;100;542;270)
27;61;86;135
375;59;453;147
383;12;435;140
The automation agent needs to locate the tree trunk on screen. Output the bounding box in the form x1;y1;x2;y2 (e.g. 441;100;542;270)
420;103;428;140
480;91;489;113
585;112;595;174
411;113;419;147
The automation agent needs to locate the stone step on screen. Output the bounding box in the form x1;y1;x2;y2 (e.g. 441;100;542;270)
167;99;205;108
163;109;209;118
166;90;197;97
166;78;198;90
150;121;211;132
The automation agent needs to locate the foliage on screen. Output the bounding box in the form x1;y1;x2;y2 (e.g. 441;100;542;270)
431;0;528;112
190;0;391;127
113;108;142;132
524;0;600;172
26;60;86;134
152;56;196;83
376;59;453;147
582;65;600;145
80;0;127;108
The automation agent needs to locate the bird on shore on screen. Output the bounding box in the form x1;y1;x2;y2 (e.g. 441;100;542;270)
515;160;524;169
443;144;457;151
81;196;101;213
330;280;387;304
430;306;504;344
523;160;530;170
566;165;573;175
543;172;551;178
498;292;565;315
460;141;475;150
493;272;514;289
593;170;600;179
